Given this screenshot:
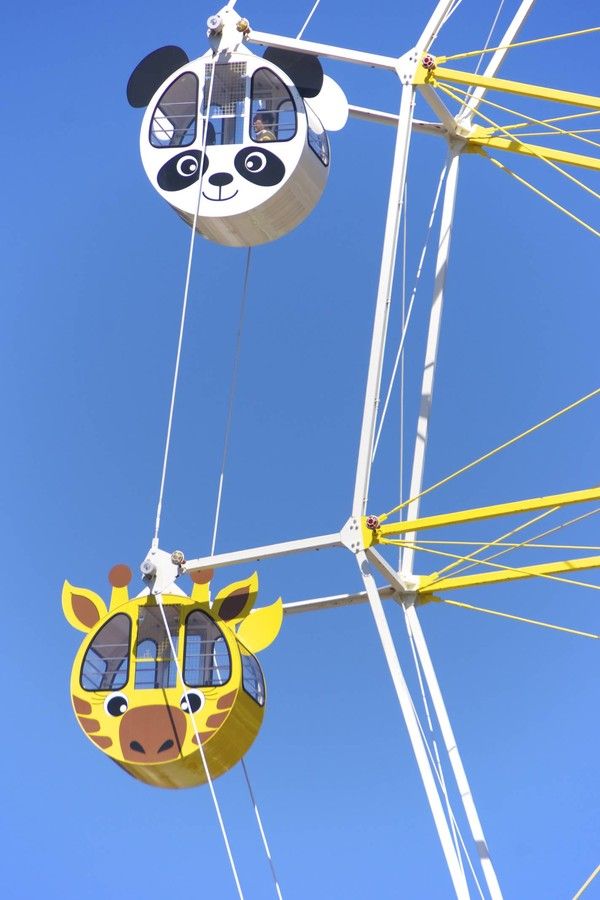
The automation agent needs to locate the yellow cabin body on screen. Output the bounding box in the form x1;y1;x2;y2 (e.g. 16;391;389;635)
63;568;282;789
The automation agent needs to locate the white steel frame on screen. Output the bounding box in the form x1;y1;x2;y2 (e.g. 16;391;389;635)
141;3;539;896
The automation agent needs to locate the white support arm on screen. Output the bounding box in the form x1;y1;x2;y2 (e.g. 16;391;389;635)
184;532;342;574
283;585;396;616
246;30;398;70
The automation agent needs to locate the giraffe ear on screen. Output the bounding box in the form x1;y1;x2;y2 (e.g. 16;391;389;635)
211;572;259;623
236;598;283;654
62;581;108;632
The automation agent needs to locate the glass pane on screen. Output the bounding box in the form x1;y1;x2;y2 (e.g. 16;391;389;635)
134;606;179;689
150;72;198;148
202;62;247;146
184;611;231;686
81;614;131;692
242;653;265;706
306;104;329;166
250;68;296;142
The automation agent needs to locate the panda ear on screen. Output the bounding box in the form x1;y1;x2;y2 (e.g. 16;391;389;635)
263;48;323;98
127;45;189;108
306;74;349;132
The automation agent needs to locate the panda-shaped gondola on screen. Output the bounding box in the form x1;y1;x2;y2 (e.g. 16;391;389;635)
127;7;347;246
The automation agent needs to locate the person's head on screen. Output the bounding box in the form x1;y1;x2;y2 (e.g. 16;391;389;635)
254;110;274;130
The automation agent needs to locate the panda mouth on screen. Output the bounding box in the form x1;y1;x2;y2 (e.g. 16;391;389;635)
202;189;239;202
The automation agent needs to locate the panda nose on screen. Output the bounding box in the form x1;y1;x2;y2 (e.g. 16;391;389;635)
208;172;234;187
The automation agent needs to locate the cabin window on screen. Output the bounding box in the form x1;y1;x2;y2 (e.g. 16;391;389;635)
241;652;265;706
202;62;247;145
134;605;179;689
81;614;130;692
306;104;329;166
183;611;231;686
250;68;296;142
150;72;198;148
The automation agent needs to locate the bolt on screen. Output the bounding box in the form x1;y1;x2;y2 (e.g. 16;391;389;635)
207;14;222;33
140;559;156;577
171;550;186;566
365;515;380;530
236;18;250;33
422;54;436;71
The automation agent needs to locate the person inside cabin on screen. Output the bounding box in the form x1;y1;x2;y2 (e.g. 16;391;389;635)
252;110;276;142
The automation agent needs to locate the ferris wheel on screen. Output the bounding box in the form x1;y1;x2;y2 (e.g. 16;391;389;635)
62;1;600;896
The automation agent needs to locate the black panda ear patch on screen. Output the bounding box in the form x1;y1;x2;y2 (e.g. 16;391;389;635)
263;48;323;98
127;45;190;108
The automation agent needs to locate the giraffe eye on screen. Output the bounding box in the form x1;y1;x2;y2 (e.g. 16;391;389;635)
180;690;204;714
104;693;129;717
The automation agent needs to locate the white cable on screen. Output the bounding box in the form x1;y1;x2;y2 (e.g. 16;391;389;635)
459;0;506;115
405;613;465;878
153;55;218;546
211;248;252;556
409;691;485;900
155;592;245;899
372;162;448;462
297;0;321;39
241;758;285;900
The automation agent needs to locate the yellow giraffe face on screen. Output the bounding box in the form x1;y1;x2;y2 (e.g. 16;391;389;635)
62;565;282;788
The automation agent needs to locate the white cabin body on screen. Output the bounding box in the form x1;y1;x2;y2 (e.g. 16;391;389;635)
140;48;330;246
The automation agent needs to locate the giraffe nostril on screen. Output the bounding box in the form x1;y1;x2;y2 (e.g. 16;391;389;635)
158;739;174;753
130;740;145;754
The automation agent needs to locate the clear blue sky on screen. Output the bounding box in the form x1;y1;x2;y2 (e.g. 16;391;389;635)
2;1;599;898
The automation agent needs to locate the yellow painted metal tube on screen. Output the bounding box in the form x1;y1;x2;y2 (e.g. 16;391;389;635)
369;486;600;544
466;130;600;172
415;64;600;111
418;554;600;593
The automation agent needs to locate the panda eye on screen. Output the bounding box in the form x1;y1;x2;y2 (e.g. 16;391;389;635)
180;690;204;714
244;152;267;173
176;155;199;177
104;693;128;717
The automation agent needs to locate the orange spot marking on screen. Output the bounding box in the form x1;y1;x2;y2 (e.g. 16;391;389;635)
109;564;132;588
206;712;228;728
217;690;237;710
190;568;214;585
73;696;92;715
90;735;112;749
192;732;213;745
79;717;101;734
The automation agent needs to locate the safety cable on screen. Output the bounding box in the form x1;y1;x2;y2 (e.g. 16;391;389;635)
156;593;245;899
382;537;600;594
430;504;600;582
436;82;600;204
408;691;485;899
153;56;218;546
501;127;600;149
486;154;600;239
457;0;505;116
240;759;284;900
297;0;321;39
405;617;465;874
440;597;599;640
211;248;252;556
501;109;600;131
572;863;600;900
379;387;600;522
372;163;448;461
403;539;600;551
440;25;600;64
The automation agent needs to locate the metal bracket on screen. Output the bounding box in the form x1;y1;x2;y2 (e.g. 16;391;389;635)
396;48;419;86
339;516;364;554
139;545;183;595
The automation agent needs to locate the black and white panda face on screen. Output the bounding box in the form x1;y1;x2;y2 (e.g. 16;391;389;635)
156;146;286;200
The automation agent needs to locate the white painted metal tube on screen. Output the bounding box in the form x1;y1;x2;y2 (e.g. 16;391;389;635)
184;532;342;573
357;551;470;899
282;585;395;616
404;603;504;899
348;105;447;138
352;84;416;517
246;30;398;70
402;146;461;575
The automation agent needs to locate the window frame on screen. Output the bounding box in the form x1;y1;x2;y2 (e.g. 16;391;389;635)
80;613;131;693
182;609;232;688
149;71;199;150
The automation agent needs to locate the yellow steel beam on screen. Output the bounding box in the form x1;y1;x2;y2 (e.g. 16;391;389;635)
414;64;600;111
466;128;600;172
365;486;600;546
418;554;600;594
